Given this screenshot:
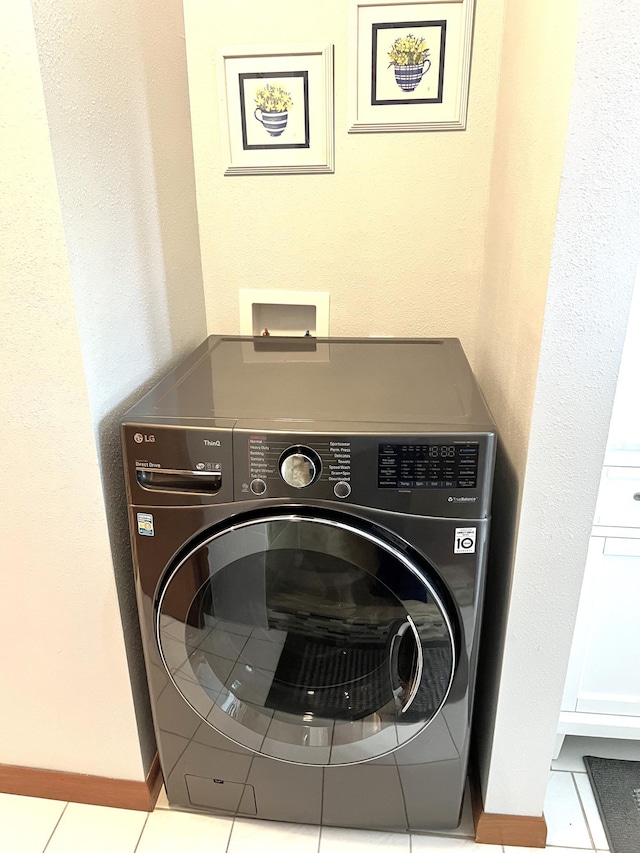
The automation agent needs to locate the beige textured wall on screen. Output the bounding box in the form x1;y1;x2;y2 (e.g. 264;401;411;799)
474;0;580;478
0;0;145;780
479;0;640;818
184;0;506;361
32;0;209;773
472;0;581;814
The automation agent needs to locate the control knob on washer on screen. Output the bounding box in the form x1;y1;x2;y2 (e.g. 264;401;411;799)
279;446;321;488
334;481;351;499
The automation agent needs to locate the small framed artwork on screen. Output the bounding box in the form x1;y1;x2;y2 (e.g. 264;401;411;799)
216;43;334;175
348;0;475;132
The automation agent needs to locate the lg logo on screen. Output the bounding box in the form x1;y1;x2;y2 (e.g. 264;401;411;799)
134;433;155;444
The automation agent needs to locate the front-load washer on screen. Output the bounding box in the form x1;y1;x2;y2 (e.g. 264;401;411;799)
121;336;496;832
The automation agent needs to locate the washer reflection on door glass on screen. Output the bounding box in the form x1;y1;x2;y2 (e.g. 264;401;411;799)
157;515;455;766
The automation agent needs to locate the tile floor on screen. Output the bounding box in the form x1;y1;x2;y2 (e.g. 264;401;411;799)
2;736;639;853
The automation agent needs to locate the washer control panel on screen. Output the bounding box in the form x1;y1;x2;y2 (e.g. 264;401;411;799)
234;430;495;518
243;435;352;497
378;442;479;489
123;425;493;516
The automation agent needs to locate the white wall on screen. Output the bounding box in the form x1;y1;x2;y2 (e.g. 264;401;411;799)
31;0;208;772
32;0;207;423
0;0;145;780
478;0;640;816
607;265;640;453
473;0;581;479
184;0;506;361
0;0;206;781
471;0;581;810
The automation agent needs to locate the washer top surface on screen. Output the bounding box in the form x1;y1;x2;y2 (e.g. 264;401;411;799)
128;336;494;431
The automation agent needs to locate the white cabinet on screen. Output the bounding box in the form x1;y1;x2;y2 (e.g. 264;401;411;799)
556;275;640;755
561;536;640;716
594;467;640;528
556;462;640;754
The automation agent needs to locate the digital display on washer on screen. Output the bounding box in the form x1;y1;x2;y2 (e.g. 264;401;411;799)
378;443;479;489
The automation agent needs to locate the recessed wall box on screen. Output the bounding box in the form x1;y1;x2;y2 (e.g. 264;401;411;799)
239;289;330;337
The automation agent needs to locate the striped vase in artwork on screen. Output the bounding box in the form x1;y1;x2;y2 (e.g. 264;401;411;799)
393;60;431;93
254;109;289;137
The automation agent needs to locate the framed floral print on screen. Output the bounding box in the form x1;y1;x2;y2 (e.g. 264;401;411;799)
216;43;334;175
348;0;475;132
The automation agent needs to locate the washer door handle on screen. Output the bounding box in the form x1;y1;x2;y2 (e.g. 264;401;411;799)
389;615;424;714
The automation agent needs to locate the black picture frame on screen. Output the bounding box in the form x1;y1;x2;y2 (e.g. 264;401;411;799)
371;20;446;106
239;71;310;151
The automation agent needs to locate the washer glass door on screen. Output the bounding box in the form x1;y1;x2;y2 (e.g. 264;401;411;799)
157;512;455;765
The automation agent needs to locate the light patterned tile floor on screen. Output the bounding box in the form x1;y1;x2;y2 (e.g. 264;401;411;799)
0;737;623;852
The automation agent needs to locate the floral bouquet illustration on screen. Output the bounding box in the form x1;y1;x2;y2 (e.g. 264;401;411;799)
388;34;431;93
254;83;293;137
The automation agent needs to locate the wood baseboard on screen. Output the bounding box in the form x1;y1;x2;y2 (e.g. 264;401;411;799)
470;769;547;848
0;753;162;812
